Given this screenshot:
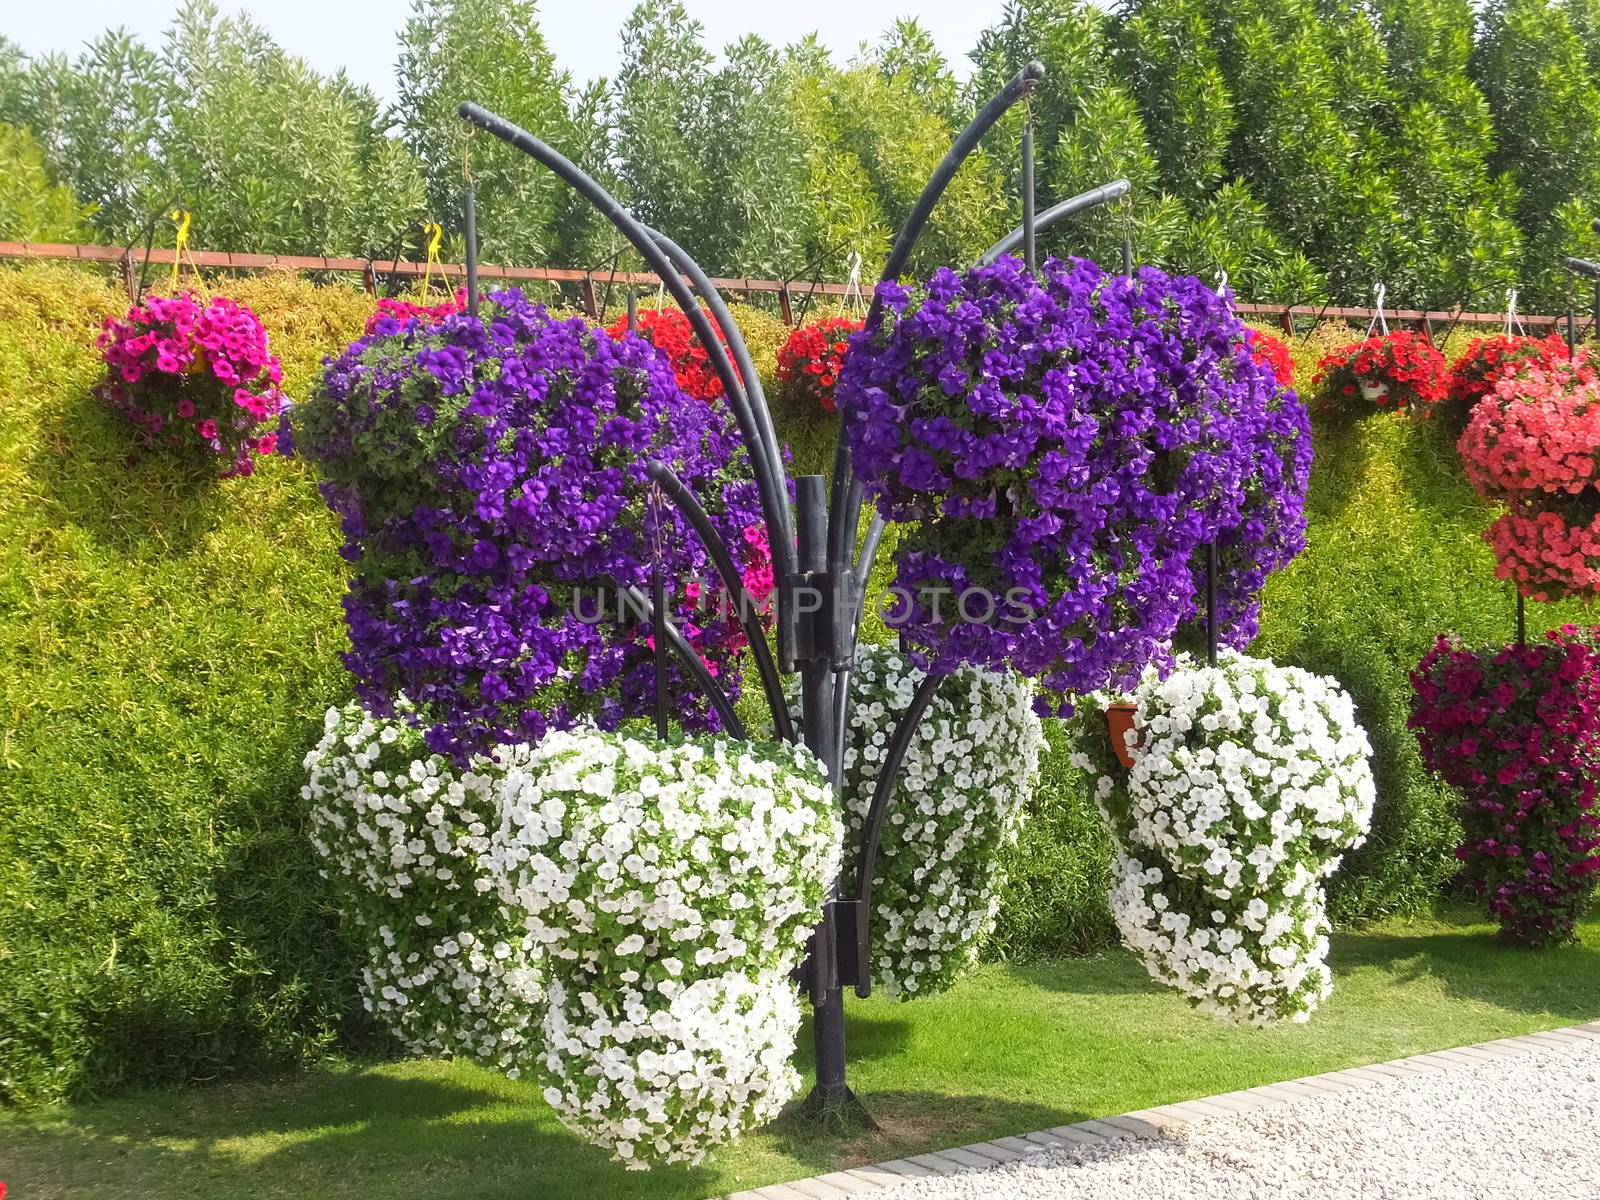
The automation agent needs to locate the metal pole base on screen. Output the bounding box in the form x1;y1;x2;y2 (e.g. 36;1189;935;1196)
799;1081;877;1133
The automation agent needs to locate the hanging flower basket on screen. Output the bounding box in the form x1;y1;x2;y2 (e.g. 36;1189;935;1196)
776;315;863;413
488;730;842;1169
1443;332;1581;430
823;646;1043;998
1244;328;1295;388
1312;330;1450;418
294;290;769;758
1410;629;1600;946
838;256;1310;708
365;286;468;335
96;291;285;477
1073;653;1376;1025
603;306;736;403
1459;356;1600;601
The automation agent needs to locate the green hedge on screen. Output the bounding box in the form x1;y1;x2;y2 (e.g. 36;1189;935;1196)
3;267;1589;1105
0;266;374;1105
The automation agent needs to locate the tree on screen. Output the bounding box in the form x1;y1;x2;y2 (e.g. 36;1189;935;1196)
612;0;715;261
971;0;1166;268
1474;0;1600;308
396;0;574;268
0;122;93;242
1114;0;1234;203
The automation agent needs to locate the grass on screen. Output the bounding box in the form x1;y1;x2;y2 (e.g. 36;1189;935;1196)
3;907;1597;1200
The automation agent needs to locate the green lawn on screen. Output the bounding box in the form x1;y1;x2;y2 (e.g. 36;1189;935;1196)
4;908;1598;1200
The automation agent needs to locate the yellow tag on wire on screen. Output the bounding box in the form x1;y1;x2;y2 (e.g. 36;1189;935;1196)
169;209;199;293
421;221;444;299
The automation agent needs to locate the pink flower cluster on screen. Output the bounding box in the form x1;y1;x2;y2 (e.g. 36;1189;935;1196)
1459;355;1600;600
1410;628;1600;946
97;291;285;476
1483;509;1600;602
1459;359;1600;500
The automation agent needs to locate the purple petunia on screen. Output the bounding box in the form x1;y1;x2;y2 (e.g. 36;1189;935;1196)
294;289;766;759
838;256;1311;708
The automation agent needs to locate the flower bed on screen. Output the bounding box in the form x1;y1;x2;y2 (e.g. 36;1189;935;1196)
96;291;285;476
1073;653;1376;1025
776;315;862;412
293;290;767;758
1410;629;1600;945
488;730;841;1168
303;703;543;1072
838;256;1310;706
827;646;1042;997
1311;330;1451;417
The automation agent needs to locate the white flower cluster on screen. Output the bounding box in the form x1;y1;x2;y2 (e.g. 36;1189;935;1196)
830;646;1042;998
1074;653;1376;1026
303;703;543;1073
489;730;841;1170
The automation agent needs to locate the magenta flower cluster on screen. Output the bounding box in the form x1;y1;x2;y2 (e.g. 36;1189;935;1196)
1409;628;1600;946
294;289;766;759
97;291;285;476
837;256;1310;707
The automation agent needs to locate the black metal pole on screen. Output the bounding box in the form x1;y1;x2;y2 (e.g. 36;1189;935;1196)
1516;590;1526;647
1022;123;1037;272
792;475;865;1126
627;288;637;333
980;180;1131;265
1122;233;1134;276
463;182;479;317
1206;542;1219;667
651;546;669;741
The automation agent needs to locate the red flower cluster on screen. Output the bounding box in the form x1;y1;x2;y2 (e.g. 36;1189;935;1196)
1312;330;1451;417
1459;355;1600;601
96;291;285;477
1444;333;1577;428
604;307;735;402
1244;328;1295;389
365;288;468;335
1409;628;1600;946
776;316;864;413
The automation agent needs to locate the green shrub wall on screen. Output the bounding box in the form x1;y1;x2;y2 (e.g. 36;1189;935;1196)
2;268;1590;1104
0;266;374;1105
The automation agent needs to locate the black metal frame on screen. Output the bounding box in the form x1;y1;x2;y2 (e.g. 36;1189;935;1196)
457;60;1135;1123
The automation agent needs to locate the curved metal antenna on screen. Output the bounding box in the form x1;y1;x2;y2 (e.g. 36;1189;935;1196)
829;58;1046;627
616;579;748;738
645;460;795;744
643;225;790;530
851;671;942;998
980;179;1133;265
457;102;798;596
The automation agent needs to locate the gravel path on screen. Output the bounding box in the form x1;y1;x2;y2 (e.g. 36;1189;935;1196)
877;1040;1600;1200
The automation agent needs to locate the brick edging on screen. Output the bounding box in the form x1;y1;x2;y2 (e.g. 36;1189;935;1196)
723;1020;1600;1200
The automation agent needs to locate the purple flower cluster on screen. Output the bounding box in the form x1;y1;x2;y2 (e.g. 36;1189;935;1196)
294;289;765;758
838;256;1310;706
1410;629;1600;946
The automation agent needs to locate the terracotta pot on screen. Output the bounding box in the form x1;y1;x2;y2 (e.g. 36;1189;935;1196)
1106;702;1139;769
1358;377;1389;404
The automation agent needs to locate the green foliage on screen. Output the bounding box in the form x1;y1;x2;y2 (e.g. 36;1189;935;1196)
0;263;367;1105
1473;0;1600;310
0;122;92;242
396;0;577;268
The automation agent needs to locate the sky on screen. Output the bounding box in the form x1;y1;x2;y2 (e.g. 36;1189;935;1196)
3;0;999;98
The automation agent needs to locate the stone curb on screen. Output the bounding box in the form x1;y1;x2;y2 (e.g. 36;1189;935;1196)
719;1020;1600;1200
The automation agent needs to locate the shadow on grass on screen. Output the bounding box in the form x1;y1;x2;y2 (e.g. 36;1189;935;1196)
1327;918;1600;1022
764;1088;1085;1176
